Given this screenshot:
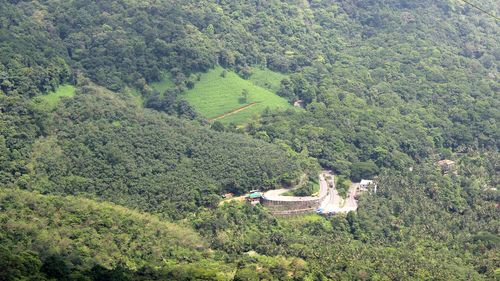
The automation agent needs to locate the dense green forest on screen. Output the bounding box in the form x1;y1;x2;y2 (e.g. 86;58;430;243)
27;85;312;217
0;188;314;280
0;0;499;280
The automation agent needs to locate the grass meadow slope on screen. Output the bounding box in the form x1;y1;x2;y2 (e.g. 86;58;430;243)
33;85;76;111
181;67;292;124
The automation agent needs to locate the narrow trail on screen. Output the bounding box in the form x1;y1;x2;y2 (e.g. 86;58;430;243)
209;102;260;121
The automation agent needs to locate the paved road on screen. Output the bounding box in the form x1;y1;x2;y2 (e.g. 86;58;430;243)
262;172;329;202
262;171;359;214
318;173;358;214
344;183;359;211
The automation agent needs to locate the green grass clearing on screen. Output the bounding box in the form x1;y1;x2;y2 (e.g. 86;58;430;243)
151;73;175;93
34;84;76;110
248;67;288;93
123;87;144;107
181;66;292;124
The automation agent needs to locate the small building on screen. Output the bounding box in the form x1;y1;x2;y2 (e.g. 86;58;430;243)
246;192;262;204
359;179;373;190
437;159;455;173
293;100;304;108
359;179;377;193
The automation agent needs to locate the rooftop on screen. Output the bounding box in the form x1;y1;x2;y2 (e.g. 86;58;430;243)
248;192;262;199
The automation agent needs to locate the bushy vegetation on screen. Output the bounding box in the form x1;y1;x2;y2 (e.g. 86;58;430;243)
0;189;319;280
0;0;498;279
22;86;312;218
0;188;210;270
284;178;320;197
33;85;76;111
150;73;176;94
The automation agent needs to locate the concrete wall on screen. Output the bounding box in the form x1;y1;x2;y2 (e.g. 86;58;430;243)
261;171;331;216
261;192;328;215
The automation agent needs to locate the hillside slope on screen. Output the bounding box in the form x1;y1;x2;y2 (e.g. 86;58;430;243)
23;85;313;218
181;67;291;124
0;188;241;280
0;189;316;280
0;0;498;279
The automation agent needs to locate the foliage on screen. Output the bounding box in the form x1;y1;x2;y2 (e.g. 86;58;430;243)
335;176;351;198
23;87;311;218
284;178;320;197
0;0;498;279
0;188;210;270
33;84;76;111
150;73;176;94
0;188;322;280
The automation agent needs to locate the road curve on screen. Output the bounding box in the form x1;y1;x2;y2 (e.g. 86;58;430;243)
261;171;359;215
319;177;358;214
262;172;329;202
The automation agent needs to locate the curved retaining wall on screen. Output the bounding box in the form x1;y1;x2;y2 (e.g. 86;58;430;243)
261;173;330;216
261;196;327;216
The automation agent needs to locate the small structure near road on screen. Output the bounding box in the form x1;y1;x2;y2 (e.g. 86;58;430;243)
359;179;377;193
246;192;263;205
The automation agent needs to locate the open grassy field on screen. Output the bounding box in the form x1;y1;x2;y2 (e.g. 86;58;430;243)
34;84;76;110
151;73;175;93
248;67;288;93
181;67;292;124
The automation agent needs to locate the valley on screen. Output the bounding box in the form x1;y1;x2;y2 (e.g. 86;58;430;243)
0;0;498;280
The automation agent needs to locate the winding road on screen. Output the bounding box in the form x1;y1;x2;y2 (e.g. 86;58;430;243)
262;172;329;202
262;171;359;215
317;172;359;214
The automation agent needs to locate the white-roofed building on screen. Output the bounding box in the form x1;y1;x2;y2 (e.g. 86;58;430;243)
359;179;377;193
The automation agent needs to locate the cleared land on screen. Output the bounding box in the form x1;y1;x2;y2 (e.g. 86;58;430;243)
181;66;292;124
248;67;288;93
34;84;76;110
151;73;175;93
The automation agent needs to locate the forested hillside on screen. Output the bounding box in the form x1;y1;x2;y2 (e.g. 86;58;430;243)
0;188;314;280
3;84;312;218
0;0;499;280
1;0;498;170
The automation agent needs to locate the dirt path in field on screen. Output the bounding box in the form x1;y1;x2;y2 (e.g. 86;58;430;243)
209;102;260;121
